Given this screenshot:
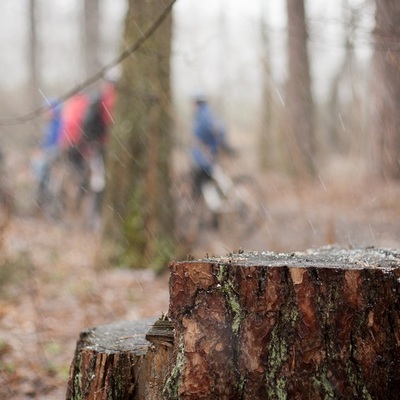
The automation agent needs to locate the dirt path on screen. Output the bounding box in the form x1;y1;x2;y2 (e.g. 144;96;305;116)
0;216;169;399
192;172;400;257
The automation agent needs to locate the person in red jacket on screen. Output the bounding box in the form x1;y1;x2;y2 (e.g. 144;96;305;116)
58;93;89;150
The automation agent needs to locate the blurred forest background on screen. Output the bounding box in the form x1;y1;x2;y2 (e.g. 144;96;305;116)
1;0;400;398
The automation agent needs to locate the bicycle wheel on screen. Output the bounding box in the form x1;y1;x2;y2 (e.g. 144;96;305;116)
42;154;88;222
217;175;264;240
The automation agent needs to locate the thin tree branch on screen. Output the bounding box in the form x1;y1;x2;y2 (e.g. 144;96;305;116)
0;0;177;126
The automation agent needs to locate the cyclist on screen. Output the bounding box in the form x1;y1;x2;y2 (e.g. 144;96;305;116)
41;77;116;227
190;93;233;227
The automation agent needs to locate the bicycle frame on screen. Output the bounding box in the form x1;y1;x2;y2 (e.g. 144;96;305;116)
201;164;233;213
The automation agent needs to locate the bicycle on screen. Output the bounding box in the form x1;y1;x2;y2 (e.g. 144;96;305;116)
37;143;105;231
174;162;265;250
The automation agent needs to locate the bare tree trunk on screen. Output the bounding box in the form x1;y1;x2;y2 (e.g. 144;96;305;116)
83;0;100;79
285;0;316;177
326;0;365;158
216;5;228;115
370;0;400;179
28;0;39;108
100;0;174;271
259;7;273;171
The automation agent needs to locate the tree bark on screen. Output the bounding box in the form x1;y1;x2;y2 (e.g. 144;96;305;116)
67;247;400;399
165;247;400;399
100;0;174;270
259;6;274;171
326;0;363;157
370;0;400;179
28;0;40;109
285;0;316;177
83;0;100;79
66;318;173;400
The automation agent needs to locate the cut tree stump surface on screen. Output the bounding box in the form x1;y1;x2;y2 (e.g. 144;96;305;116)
66;317;174;400
77;318;156;354
195;246;400;269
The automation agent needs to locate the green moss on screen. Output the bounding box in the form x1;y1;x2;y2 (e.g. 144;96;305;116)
345;362;372;400
265;325;288;400
216;264;244;335
72;353;83;400
122;185;147;267
216;263;227;282
237;375;246;395
116;184;175;271
163;336;185;399
265;289;300;400
312;368;336;399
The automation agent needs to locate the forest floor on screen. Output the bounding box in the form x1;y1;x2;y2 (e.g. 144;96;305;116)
1;155;400;399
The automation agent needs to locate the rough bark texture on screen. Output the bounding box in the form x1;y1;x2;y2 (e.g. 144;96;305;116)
67;247;400;399
83;0;100;79
66;318;173;400
371;0;400;179
165;247;400;399
286;0;316;176
28;0;40;108
100;0;174;270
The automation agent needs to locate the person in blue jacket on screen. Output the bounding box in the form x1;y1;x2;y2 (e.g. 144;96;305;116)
42;100;63;153
32;100;63;206
190;93;232;200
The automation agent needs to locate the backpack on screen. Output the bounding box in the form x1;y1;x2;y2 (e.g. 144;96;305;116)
82;93;106;143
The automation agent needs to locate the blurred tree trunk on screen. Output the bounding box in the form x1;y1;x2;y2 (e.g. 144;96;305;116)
259;3;289;173
285;0;316;177
28;0;39;108
100;0;174;270
259;8;271;171
371;0;400;179
217;5;228;115
83;0;100;79
326;0;363;158
326;40;354;154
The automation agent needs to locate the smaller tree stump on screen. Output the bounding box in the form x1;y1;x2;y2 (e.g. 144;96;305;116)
66;318;173;400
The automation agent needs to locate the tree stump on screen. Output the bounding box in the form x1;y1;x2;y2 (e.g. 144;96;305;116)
67;247;400;399
66;318;173;400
